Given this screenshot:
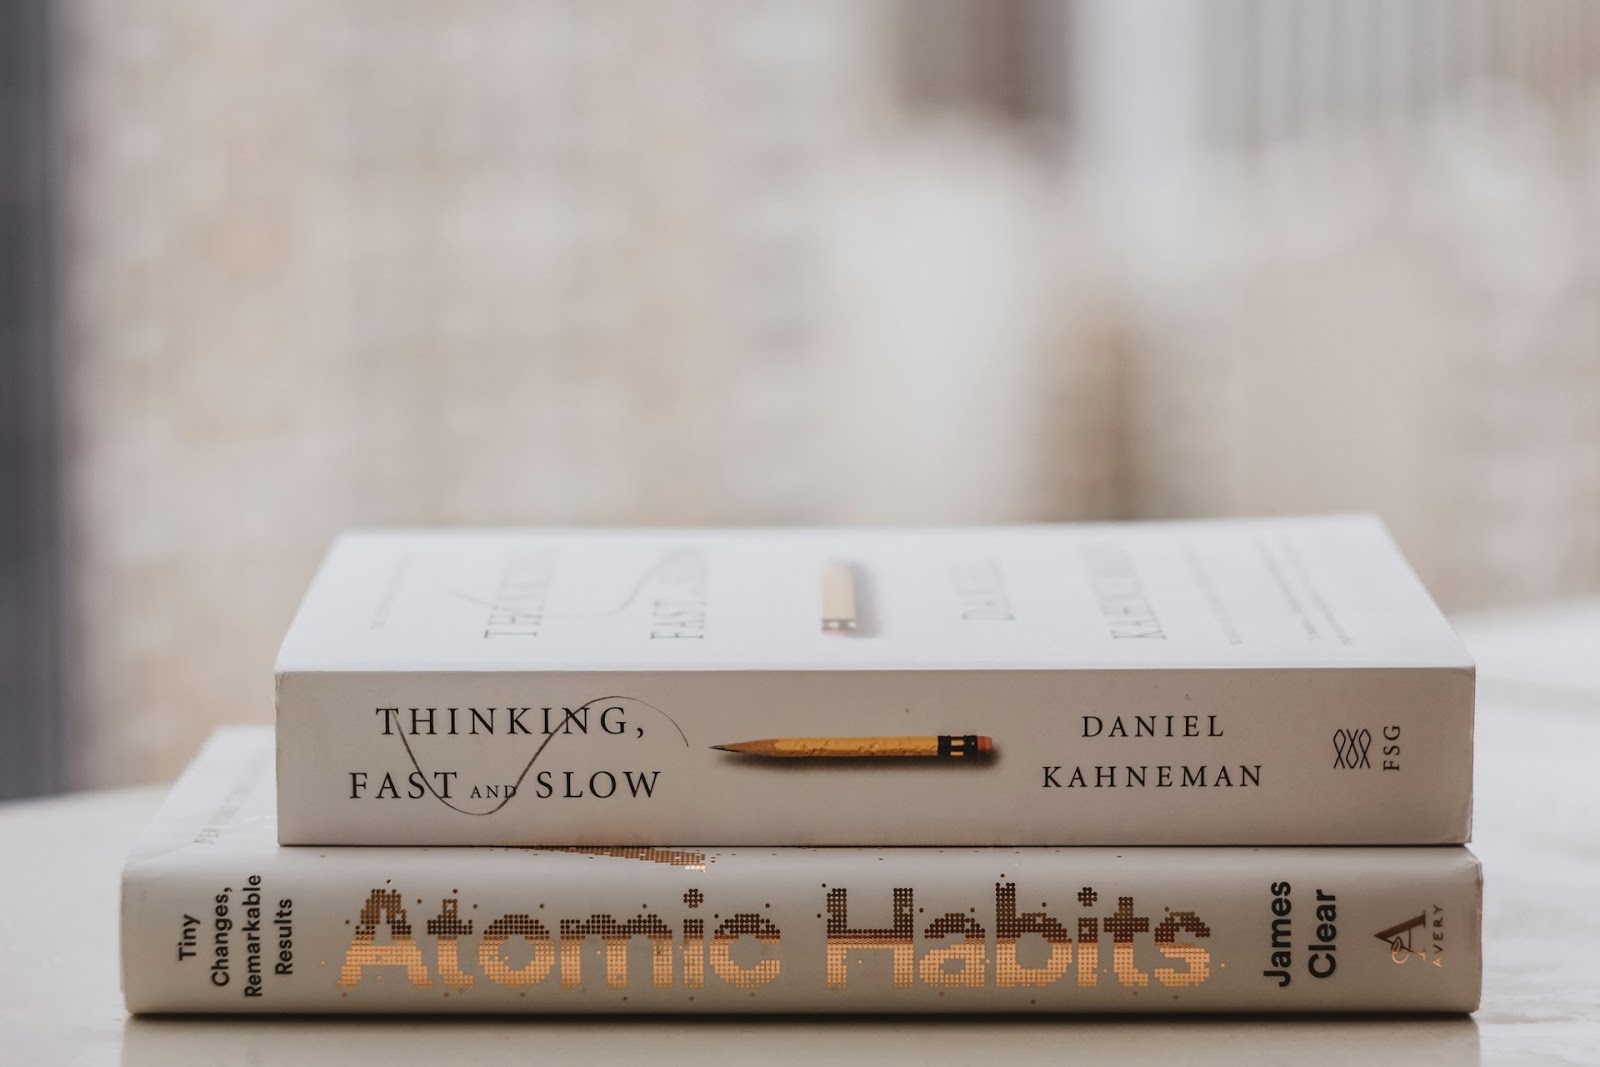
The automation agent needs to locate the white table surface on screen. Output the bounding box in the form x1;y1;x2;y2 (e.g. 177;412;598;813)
3;602;1598;1066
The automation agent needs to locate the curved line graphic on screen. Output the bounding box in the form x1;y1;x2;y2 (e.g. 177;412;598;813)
394;694;690;817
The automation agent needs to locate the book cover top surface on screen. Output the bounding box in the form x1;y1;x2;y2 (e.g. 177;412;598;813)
123;729;1483;1014
275;515;1468;674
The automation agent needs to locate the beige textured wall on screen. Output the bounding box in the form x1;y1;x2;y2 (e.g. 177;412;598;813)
61;3;1600;788
64;0;885;785
62;1;1118;786
1123;114;1600;608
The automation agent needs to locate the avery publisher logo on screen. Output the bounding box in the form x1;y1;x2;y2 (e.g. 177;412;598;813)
1374;906;1446;966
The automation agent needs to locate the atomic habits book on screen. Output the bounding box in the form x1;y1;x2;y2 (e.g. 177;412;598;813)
122;729;1483;1014
274;515;1474;846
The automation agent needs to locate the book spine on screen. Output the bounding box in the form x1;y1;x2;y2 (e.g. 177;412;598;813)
275;665;1473;845
122;842;1482;1013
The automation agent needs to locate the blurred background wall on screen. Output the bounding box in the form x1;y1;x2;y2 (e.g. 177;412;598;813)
17;0;1600;790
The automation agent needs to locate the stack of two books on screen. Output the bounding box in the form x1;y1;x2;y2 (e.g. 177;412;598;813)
121;516;1480;1013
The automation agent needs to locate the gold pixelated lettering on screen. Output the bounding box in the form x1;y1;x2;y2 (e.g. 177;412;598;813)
919;913;987;988
558;914;674;990
1153;910;1212;987
427;898;475;990
826;888;915;990
478;914;556;988
1105;896;1151;988
335;889;433;990
994;883;1071;987
708;914;782;989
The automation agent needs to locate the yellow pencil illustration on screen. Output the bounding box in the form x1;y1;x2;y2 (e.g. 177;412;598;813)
711;735;993;758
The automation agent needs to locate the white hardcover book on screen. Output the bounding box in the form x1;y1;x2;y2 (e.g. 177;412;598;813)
274;515;1473;846
123;729;1483;1014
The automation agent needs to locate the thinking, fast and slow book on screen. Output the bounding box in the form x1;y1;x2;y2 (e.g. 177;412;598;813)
273;515;1474;846
122;729;1482;1014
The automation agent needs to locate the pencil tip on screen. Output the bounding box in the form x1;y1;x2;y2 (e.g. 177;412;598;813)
709;744;728;751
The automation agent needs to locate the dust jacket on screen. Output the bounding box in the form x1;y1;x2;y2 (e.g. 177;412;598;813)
122;729;1483;1013
274;515;1474;845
